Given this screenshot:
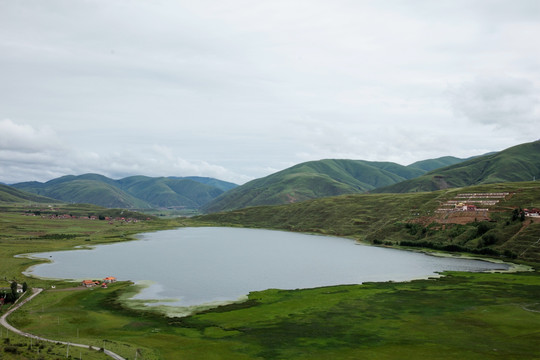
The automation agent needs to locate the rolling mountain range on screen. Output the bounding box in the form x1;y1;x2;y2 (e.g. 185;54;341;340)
204;141;538;212
3;140;538;212
10;174;237;209
0;184;59;204
373;140;540;194
202;159;437;213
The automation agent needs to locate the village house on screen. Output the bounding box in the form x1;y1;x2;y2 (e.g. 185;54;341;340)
524;208;540;217
103;276;117;283
81;280;100;287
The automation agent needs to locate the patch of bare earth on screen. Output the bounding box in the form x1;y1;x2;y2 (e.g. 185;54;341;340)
48;286;87;292
413;211;491;227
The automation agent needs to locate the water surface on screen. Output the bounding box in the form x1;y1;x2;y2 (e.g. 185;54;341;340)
26;227;509;307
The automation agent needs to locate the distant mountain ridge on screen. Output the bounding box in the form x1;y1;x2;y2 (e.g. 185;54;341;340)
11;174;238;209
8;141;536;212
204;141;539;213
407;156;467;172
0;184;59;203
374;140;540;193
203;156;468;213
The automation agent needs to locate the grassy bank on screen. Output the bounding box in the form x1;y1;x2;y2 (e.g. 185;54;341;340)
6;270;540;359
0;203;185;289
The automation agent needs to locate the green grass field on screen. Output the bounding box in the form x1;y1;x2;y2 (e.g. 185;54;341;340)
6;271;540;359
1;192;540;359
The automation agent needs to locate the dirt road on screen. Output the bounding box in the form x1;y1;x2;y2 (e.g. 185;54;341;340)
0;288;125;360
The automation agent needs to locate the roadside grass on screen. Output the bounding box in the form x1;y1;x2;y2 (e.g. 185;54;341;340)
7;283;162;359
0;330;112;360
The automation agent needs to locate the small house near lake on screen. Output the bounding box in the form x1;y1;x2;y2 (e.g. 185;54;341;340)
82;276;117;288
81;280;100;287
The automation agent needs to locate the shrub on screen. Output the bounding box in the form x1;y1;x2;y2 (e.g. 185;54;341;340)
503;250;517;259
476;222;493;236
480;232;500;247
4;345;18;354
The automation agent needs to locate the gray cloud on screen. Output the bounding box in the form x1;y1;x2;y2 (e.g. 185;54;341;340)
0;119;63;153
448;77;539;126
0;119;249;184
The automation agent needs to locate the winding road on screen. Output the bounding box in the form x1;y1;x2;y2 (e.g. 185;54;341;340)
0;288;125;360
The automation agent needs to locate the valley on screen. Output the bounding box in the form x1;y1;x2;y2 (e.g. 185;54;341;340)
0;140;539;359
1;179;539;359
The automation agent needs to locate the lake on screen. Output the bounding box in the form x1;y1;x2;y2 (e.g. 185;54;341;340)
25;227;509;309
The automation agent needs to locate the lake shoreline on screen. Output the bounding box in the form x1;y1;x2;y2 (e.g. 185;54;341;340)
20;226;524;318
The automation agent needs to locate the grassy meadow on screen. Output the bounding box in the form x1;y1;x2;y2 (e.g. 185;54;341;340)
1;183;540;359
5;270;540;359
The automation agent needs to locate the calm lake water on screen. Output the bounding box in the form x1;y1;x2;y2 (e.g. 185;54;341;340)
25;227;509;307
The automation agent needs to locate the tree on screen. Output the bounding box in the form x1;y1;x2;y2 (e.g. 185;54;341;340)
511;208;520;221
22;282;28;292
10;281;17;298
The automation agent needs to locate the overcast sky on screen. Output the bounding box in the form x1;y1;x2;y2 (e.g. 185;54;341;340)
1;0;539;185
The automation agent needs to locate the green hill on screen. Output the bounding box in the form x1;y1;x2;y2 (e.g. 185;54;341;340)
407;156;466;172
375;140;540;193
117;176;226;208
204;159;427;213
0;184;59;203
12;174;237;209
197;181;540;262
14;178;150;208
181;176;238;192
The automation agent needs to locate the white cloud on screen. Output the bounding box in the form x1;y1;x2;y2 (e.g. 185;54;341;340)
0;120;250;184
1;1;540;184
0;119;63;152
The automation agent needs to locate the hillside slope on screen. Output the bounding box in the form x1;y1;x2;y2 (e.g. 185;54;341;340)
117;176;226;208
204;159;432;213
198;181;540;262
407;156;465;172
374;140;540;193
0;184;59;203
14;178;150;208
12;174;237;209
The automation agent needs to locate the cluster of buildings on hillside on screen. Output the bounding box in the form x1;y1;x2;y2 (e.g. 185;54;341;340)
81;276;117;288
22;212;148;223
524;208;540;217
436;192;511;213
455;192;509;199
